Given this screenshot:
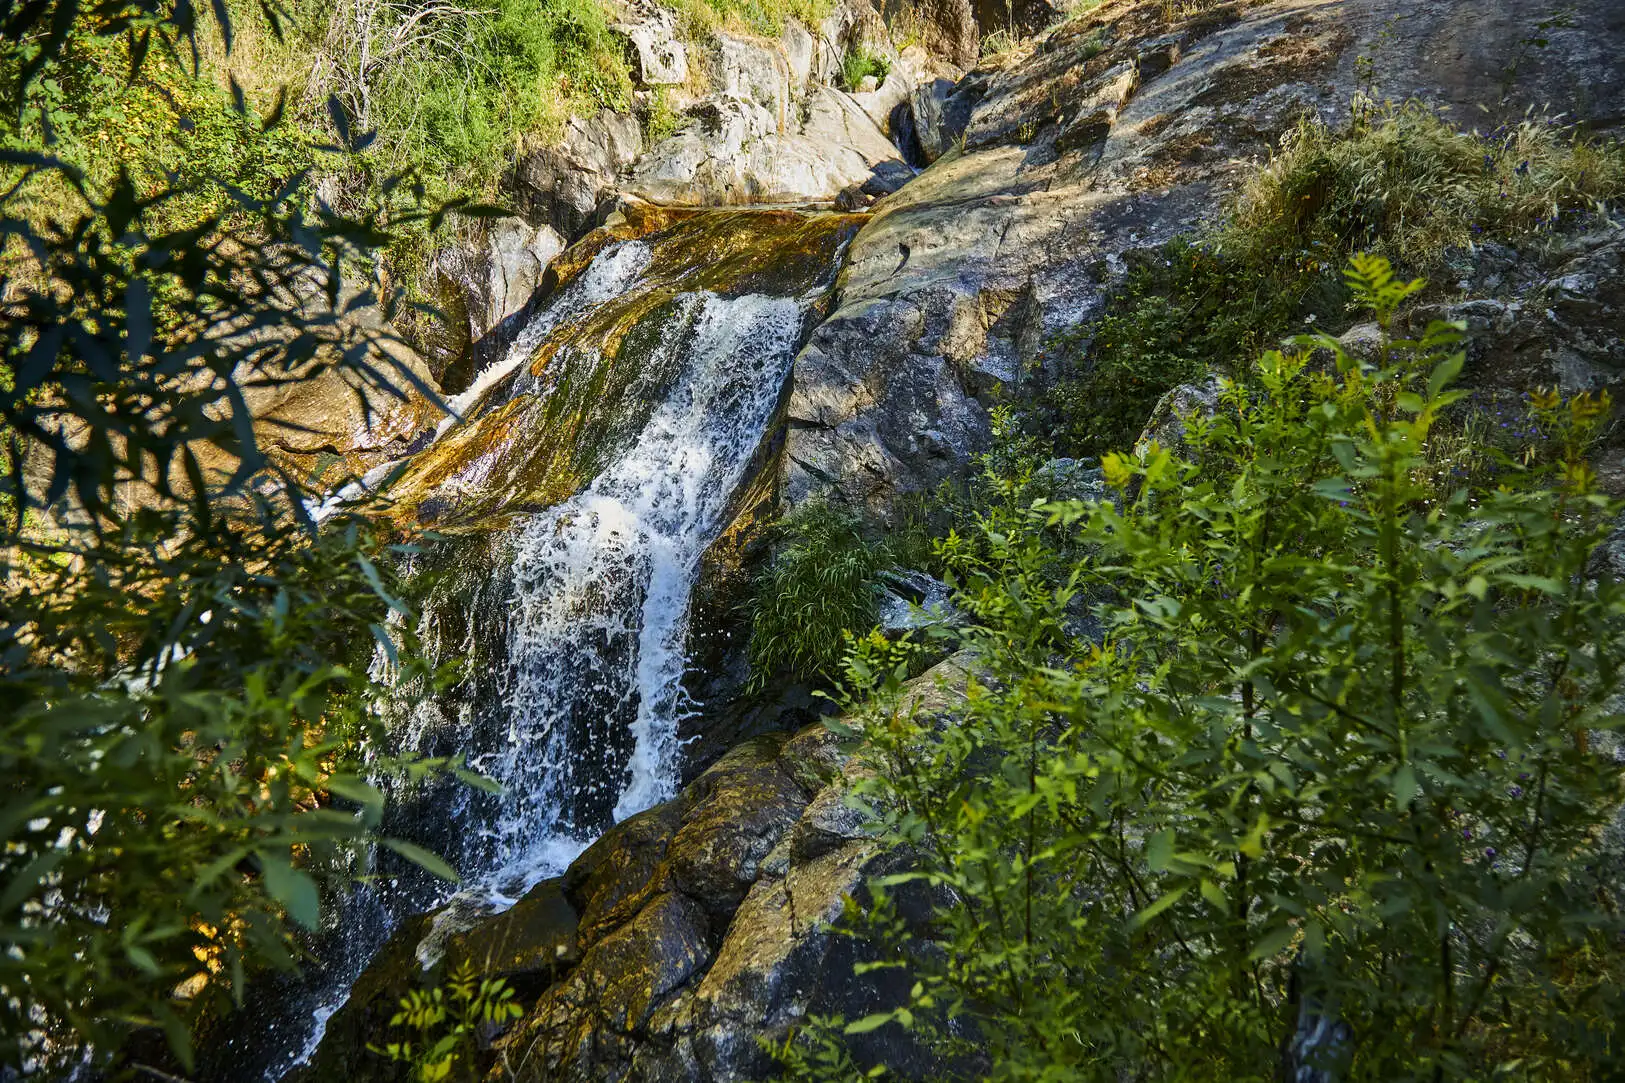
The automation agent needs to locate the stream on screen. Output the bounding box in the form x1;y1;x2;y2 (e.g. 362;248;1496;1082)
202;209;863;1081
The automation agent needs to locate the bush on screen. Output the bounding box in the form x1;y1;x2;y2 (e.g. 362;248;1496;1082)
1041;239;1333;459
791;257;1625;1081
0;28;318;236
666;0;831;39
369;961;523;1082
747;503;888;689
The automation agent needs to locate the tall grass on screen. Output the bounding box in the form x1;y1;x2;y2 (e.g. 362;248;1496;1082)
1220;102;1625;271
335;0;633;191
747;502;888;689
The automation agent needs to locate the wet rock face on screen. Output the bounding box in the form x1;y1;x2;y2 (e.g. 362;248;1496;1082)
384;209;865;530
291;878;581;1083
305;656;974;1083
782;0;1625;516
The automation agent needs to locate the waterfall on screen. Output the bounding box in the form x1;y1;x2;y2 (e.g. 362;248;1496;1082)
489;291;802;864
224;210;862;1082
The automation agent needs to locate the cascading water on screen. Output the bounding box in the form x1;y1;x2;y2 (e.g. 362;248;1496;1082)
212;209;864;1082
488;291;803;856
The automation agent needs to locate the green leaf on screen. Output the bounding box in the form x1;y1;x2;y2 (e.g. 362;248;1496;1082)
384;839;460;883
0;851;64;915
1392;763;1420;809
452;767;504;795
125;943;162;975
326;775;385;818
370;622;399;667
1427;351;1465;400
259;853;321;929
1500;574;1564;595
1130;885;1190;929
1312;477;1353;502
1145;829;1175;871
1249;924;1296;961
844;1012;898;1035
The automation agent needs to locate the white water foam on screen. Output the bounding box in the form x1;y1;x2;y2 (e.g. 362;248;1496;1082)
483;288;801;859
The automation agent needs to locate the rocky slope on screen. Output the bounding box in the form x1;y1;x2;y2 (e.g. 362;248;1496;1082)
782;0;1625;514
289;0;1625;499
298;654;975;1082
277;0;1625;1077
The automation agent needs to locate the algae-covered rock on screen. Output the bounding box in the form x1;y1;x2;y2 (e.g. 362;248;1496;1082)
665;736;810;915
566;802;685;947
384;209;864;531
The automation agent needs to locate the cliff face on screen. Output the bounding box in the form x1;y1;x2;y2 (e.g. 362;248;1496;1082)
281;0;1625;1078
782;0;1625;515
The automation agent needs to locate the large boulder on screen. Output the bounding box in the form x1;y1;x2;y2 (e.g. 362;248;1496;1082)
292;878;580;1083
625;30;911;207
612;0;689;85
233;289;444;487
515;110;646;240
782;0;1625;514
889;0;979;68
433;218;567;351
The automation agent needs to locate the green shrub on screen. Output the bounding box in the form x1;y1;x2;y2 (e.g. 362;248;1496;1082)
0;29;318;234
793;256;1625;1081
665;0;831;38
0;11;475;1072
747;502;888;689
642;85;684;146
1041;239;1332;459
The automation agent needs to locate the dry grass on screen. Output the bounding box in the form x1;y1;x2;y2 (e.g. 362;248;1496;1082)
1219;102;1625;271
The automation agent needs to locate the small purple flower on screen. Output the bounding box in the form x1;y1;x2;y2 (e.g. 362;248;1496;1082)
1484;847;1497;859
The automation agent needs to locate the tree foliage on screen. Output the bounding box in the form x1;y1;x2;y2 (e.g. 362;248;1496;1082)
0;4;485;1073
795;256;1625;1081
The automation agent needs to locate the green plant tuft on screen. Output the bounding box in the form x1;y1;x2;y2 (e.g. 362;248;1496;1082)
1221;101;1625;273
747;502;889;689
840;46;891;92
